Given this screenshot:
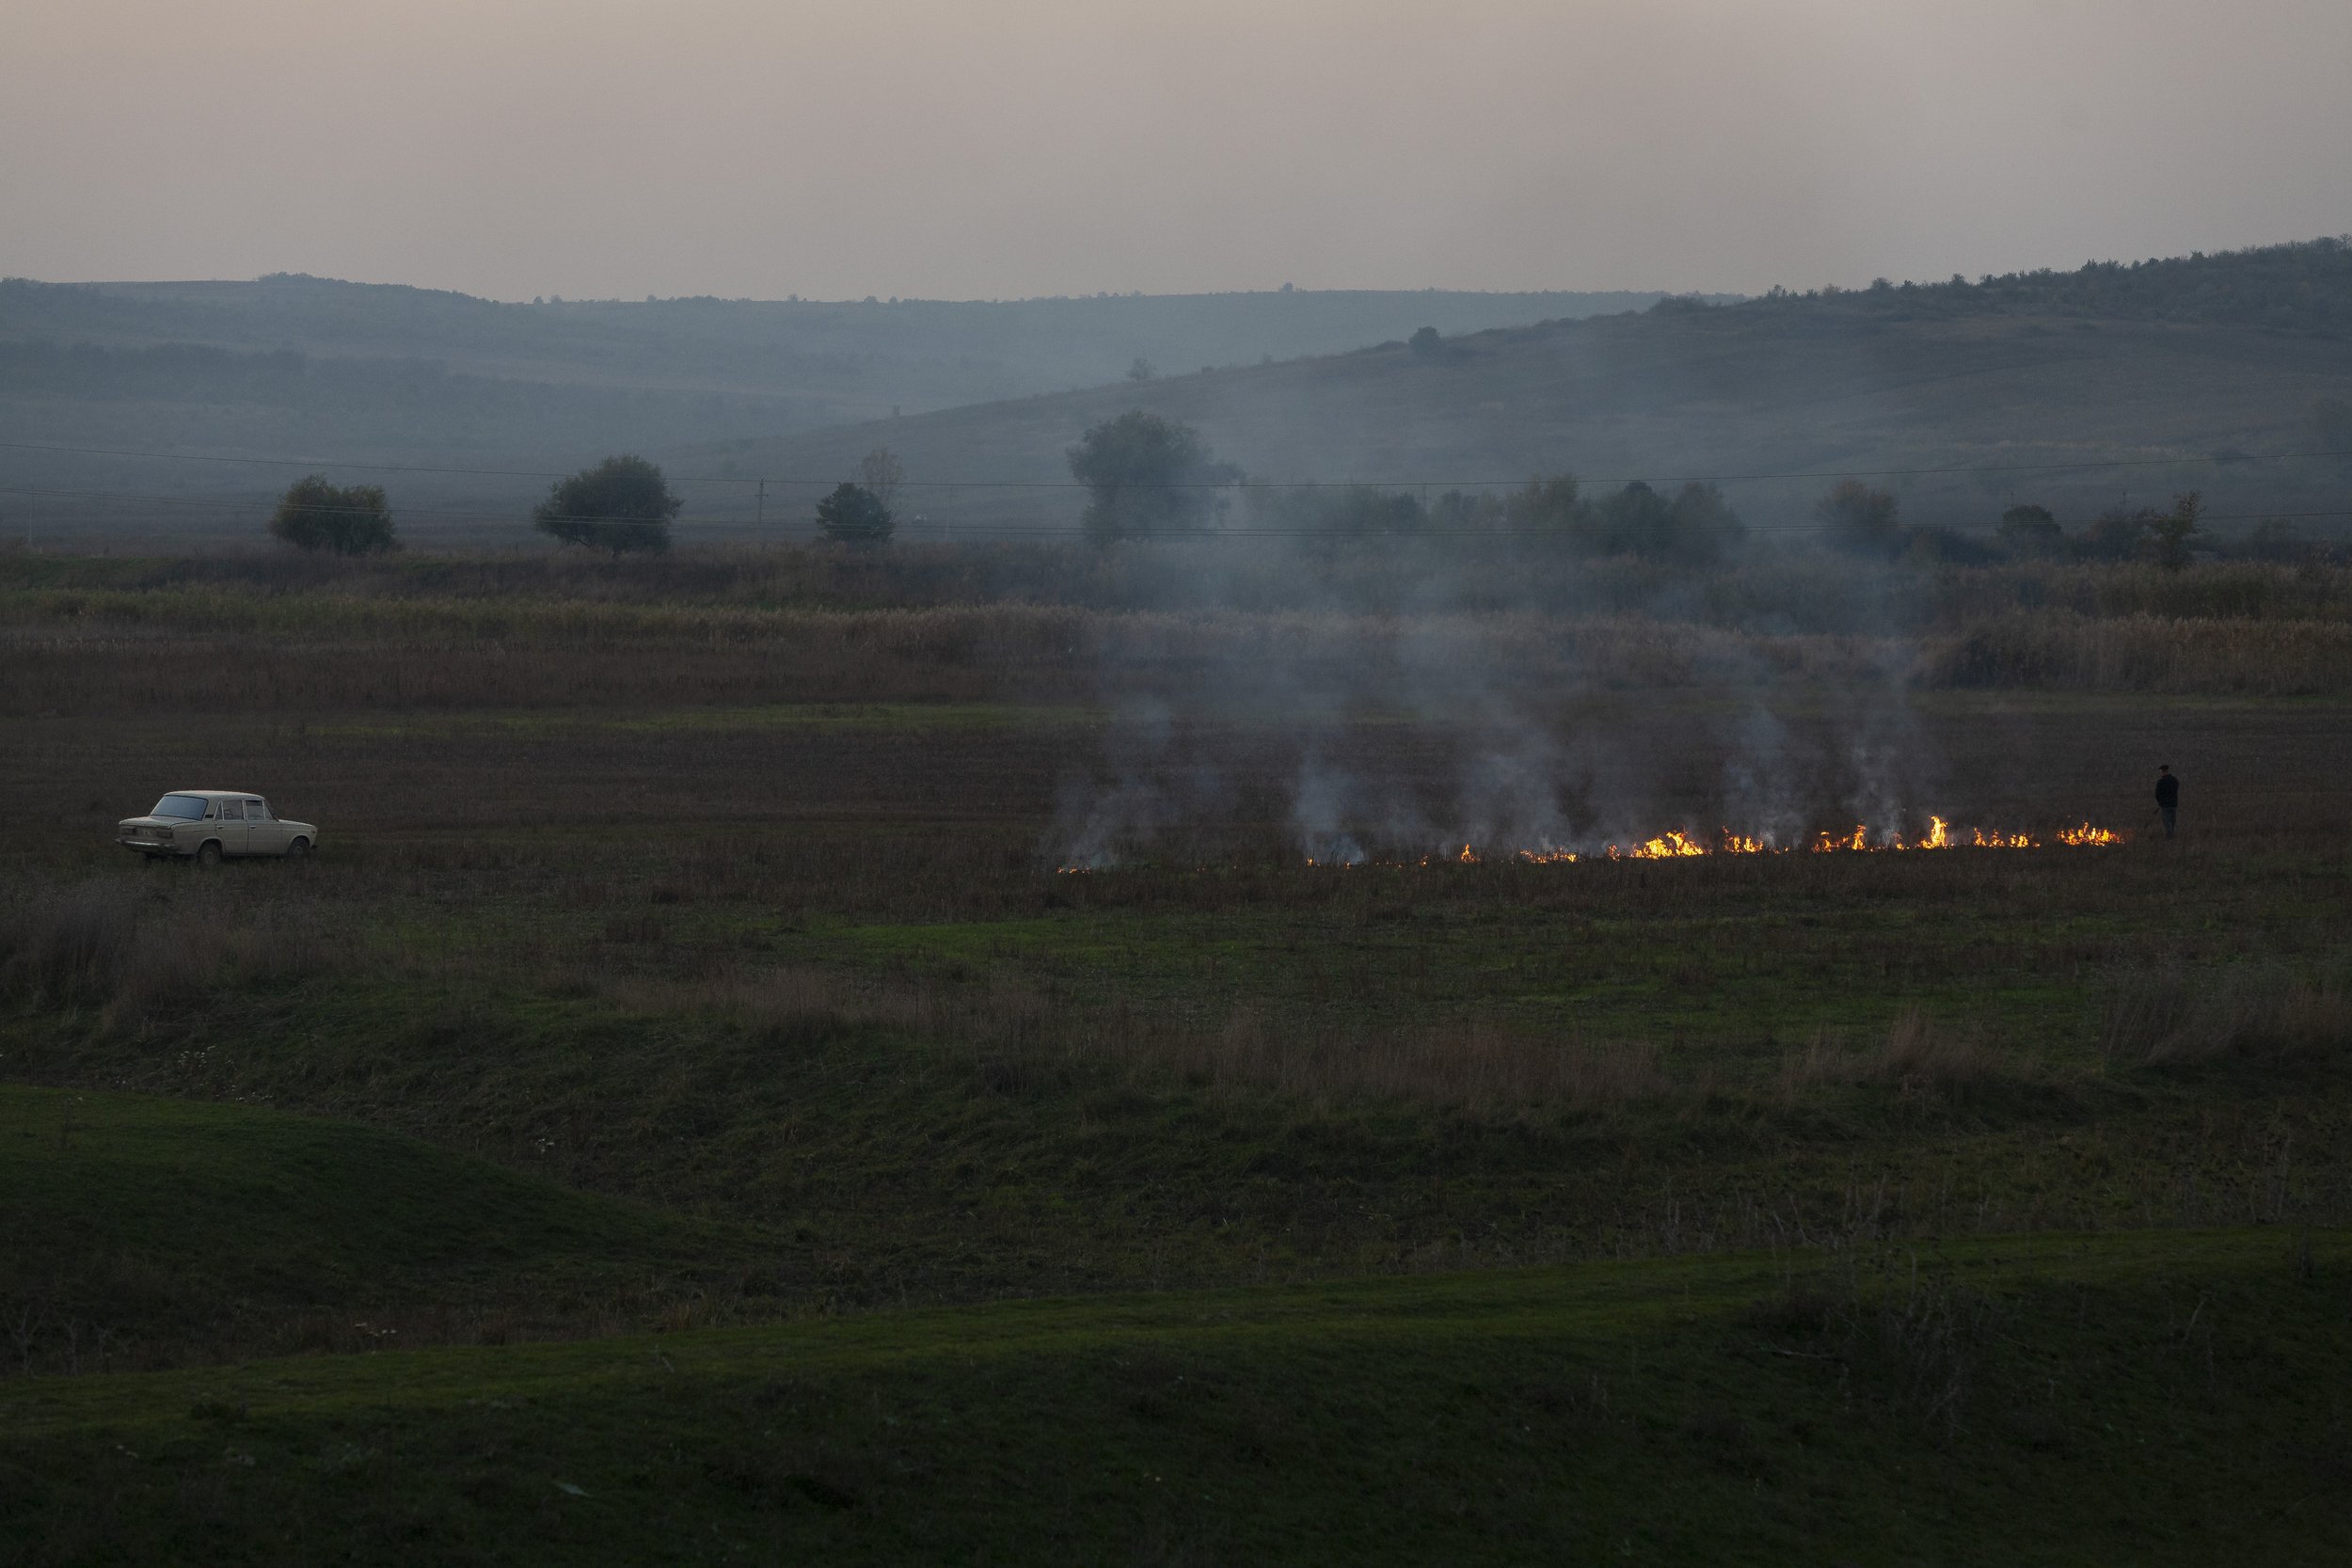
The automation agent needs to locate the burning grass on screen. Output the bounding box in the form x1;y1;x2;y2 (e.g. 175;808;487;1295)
1105;816;2129;872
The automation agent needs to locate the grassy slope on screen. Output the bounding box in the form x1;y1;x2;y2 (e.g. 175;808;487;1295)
717;286;2352;537
13;951;2350;1322
4;1230;2346;1565
1;277;1665;402
0;1086;765;1372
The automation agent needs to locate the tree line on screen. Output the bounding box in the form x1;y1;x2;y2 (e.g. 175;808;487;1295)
265;447;913;556
1061;413;2267;568
266;407;2328;566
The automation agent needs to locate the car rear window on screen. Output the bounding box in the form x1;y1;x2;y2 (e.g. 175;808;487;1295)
152;795;208;820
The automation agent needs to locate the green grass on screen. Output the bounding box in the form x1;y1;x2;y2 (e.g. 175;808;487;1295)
16;970;2351;1328
0;1086;766;1375
818;856;2334;1057
4;1229;2345;1564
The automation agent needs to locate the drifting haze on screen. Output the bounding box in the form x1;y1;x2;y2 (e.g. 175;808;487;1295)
7;0;2348;301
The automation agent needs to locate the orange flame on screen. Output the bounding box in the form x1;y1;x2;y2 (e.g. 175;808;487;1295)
1043;815;2130;873
1606;830;1708;860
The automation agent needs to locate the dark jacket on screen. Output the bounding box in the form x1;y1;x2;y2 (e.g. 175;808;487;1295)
2154;773;2180;808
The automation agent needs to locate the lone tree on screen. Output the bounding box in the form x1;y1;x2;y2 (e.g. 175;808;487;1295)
816;481;894;546
532;456;680;555
1815;479;1903;557
268;475;396;555
1066;410;1240;544
1408;325;1441;358
1997;503;2063;555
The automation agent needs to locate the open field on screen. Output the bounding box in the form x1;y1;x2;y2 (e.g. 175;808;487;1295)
5;548;2350;1556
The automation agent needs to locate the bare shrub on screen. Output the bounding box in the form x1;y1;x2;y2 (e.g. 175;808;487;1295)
1867;1263;2000;1443
1873;1010;2008;1091
1781;1011;2014;1099
0;879;338;1031
2103;967;2352;1067
0;881;142;1005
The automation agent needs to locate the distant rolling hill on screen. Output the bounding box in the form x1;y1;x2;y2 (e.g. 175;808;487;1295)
0;276;1689;546
694;240;2352;542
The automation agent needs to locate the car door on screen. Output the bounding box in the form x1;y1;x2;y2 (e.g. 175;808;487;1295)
246;799;288;855
216;796;250;855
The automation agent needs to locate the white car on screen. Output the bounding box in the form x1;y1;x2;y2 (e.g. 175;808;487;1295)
119;791;318;864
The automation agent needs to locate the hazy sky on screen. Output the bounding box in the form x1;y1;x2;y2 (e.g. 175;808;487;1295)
7;0;2346;301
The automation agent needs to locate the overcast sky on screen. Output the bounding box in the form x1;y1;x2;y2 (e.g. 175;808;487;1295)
6;0;2346;302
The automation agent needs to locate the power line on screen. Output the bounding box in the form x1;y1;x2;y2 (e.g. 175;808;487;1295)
1;436;2348;493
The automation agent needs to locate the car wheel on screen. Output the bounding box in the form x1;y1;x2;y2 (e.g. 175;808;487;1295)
196;840;223;867
287;837;311;861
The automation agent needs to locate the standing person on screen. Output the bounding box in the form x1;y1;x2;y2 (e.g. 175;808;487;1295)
2153;765;2180;839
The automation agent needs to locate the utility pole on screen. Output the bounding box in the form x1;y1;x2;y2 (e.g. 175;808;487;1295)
755;479;765;531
